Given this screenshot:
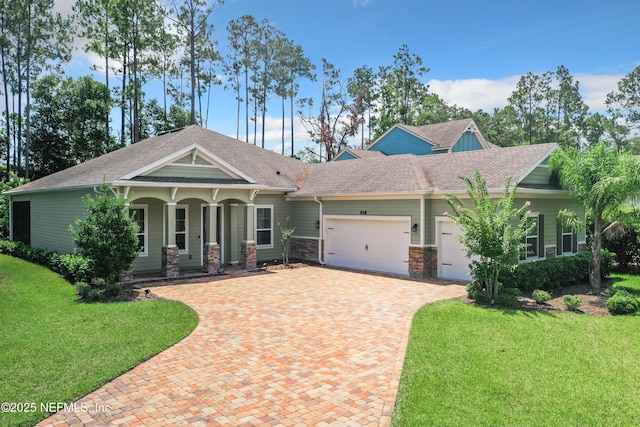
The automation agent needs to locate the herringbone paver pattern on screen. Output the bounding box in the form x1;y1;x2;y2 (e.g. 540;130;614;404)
38;267;465;426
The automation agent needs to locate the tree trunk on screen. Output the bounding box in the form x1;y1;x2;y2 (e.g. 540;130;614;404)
590;213;603;289
290;93;294;157
190;25;196;125
281;96;285;155
1;28;10;179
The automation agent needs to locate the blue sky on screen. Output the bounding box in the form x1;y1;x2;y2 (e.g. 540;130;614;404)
57;0;640;152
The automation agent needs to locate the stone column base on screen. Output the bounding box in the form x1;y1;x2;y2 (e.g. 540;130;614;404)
408;246;438;279
161;246;180;278
241;241;257;271
203;242;221;274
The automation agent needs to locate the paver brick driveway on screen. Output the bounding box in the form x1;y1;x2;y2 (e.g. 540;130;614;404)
39;267;465;427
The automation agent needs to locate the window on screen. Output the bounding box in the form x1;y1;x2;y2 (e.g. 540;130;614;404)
255;205;273;248
176;205;188;253
520;214;543;261
129;205;148;256
558;225;577;255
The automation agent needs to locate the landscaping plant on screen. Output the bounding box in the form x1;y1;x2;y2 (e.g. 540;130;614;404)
444;172;536;305
563;294;582;312
532;289;551;304
69;184;140;293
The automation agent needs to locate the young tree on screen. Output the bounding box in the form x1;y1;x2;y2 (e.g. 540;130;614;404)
347;65;375;147
549;142;640;288
443;172;535;305
70;185;140;285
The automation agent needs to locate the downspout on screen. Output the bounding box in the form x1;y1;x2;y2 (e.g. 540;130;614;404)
314;197;325;265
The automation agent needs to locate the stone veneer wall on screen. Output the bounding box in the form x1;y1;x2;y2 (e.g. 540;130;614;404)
241;241;257;271
203;243;220;274
290;237;321;262
161;246;180;278
408;247;437;278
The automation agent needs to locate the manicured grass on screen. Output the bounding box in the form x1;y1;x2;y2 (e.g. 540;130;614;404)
392;298;640;426
611;273;640;297
0;255;198;427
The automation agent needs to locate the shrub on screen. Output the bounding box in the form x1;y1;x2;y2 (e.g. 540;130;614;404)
0;239;94;284
466;282;489;303
563;295;582;312
501;251;614;291
603;226;640;271
532;289;551;304
76;282;91;299
495;292;520;309
86;288;105;303
104;283;121;297
606;290;639;315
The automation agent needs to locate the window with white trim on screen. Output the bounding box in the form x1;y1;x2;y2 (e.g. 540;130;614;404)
520;214;542;261
176;205;188;253
255;205;273;248
558;225;577;255
129;205;148;256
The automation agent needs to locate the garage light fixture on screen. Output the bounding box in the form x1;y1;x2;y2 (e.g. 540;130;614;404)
412;223;418;232
315;220;320;229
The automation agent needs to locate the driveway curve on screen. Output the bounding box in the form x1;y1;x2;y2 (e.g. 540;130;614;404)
39;267;465;427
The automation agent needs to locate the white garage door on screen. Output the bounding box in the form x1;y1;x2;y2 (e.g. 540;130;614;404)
439;220;473;281
324;216;410;275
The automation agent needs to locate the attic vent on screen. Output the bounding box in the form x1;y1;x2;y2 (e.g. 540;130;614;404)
157;126;186;136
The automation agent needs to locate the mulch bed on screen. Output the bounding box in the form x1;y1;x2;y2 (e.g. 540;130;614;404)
457;283;613;316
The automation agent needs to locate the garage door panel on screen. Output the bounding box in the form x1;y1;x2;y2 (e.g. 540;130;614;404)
439;221;475;281
324;217;410;275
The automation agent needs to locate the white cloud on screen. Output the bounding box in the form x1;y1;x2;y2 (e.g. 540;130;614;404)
428;76;519;112
428;73;624;114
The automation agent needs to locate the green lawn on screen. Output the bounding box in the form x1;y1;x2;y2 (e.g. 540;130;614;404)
392;291;640;426
0;254;198;427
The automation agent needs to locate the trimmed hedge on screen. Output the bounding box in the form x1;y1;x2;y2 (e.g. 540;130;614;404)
0;239;94;283
500;251;614;291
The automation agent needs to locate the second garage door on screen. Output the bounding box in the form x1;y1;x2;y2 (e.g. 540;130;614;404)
439;220;475;281
324;216;411;275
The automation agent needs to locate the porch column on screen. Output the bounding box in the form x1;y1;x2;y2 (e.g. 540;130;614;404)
229;204;239;264
241;203;257;271
203;203;220;274
162;202;179;278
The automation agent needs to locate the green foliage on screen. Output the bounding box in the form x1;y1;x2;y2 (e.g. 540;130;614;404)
501;251;614;291
603;224;640;271
563;294;582;311
550;142;640;288
606;290;639;315
70;185;140;284
444;171;535;304
494;291;520;309
465;282;489;303
0;239;94;284
104;283;122;298
532;289;551;304
0;173;27;237
75;282;90;299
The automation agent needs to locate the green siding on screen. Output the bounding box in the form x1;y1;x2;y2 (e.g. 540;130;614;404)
290;200;320;238
253;194;291;262
13;189;90;253
451;132;483;152
130;198;164;273
322;199;421;245
520;161;551;186
427;196;586;251
147;164;236;180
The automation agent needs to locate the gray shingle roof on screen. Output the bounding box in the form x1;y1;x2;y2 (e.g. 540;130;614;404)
8;126;305;194
7;125;558;198
290;143;557;197
395;118;485;150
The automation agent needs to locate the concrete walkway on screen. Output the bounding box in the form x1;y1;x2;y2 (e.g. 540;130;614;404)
39;267;466;426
